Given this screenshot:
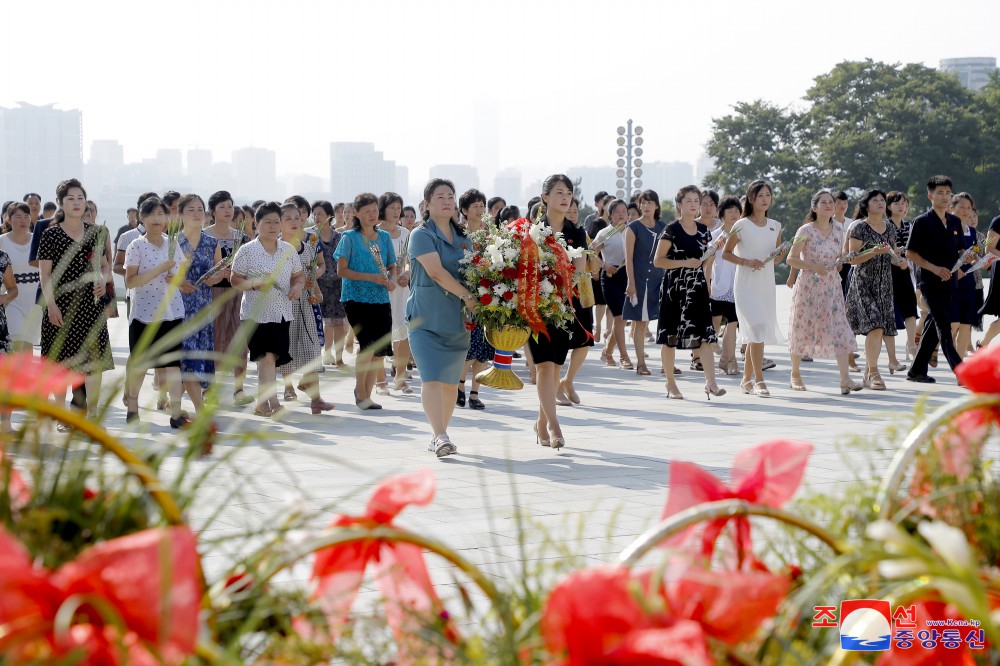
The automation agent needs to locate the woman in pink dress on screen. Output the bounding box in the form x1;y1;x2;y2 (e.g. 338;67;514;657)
786;190;862;394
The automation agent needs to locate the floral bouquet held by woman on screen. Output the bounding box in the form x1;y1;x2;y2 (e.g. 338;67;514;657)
459;214;582;389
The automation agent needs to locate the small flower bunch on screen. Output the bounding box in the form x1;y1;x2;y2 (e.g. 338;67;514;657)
460;215;582;336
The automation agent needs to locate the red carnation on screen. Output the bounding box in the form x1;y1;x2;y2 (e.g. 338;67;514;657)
502;267;519;280
464;320;477;331
480;293;493;305
503;291;514;301
479;278;492;288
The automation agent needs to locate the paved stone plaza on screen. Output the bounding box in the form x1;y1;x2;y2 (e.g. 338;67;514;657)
102;288;976;590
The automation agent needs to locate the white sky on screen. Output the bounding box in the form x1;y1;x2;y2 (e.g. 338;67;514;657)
3;0;998;188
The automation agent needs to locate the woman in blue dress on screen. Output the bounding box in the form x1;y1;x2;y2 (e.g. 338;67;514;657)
622;189;666;375
177;194;223;414
407;179;477;458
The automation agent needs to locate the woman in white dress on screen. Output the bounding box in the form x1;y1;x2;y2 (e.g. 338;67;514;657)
0;203;41;351
721;180;787;397
377;192;413;394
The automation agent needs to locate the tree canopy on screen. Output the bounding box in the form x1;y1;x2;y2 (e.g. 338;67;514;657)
705;59;1000;239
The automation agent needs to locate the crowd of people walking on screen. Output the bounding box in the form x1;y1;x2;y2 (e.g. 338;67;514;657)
1;172;996;455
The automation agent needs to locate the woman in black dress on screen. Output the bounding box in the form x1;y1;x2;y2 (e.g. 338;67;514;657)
845;189;900;391
978;214;1000;346
653;186;723;400
528;174;592;451
886;191;917;360
37;178;114;425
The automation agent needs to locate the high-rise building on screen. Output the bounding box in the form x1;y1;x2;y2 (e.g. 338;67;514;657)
329;142;400;203
0;102;82;197
566;166;617;205
187;149;212;182
90;139;124;168
156;149;183;183
492;168;522;203
939;57;997;91
429;164;478;191
232;147;278;199
640;161;695;201
695;153;716;187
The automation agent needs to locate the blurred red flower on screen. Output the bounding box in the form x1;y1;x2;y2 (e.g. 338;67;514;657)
502;267;519;280
541;563;788;665
955;343;1000;393
503;291;514;301
0;526;200;665
0;351;85;400
480;293;493;305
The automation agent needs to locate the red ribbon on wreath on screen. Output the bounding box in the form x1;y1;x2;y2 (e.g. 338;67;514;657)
508;218;548;339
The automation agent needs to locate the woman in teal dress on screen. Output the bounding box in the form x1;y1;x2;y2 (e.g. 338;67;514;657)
407;179;477;458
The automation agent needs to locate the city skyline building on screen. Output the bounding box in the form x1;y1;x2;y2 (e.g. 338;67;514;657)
939;57;998;91
492;168;522;205
0;102;82;198
232;147;278;200
329;142;400;205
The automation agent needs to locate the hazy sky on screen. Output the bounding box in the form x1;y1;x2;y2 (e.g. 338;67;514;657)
4;0;998;188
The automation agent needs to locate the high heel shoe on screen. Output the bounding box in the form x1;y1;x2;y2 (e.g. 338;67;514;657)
740;379;754;394
887;361;907;375
863;370;886;390
906;344;917;361
704;385;726;400
636;365;652;376
789;375;807;391
666;385;684;400
753;381;770;397
840;380;864;394
550;437;565;451
559;380;581;404
311;397;335;414
534;423;550;447
619;357;634;370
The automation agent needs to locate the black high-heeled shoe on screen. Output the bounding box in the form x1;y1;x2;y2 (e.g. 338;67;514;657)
456;389;466;407
468;391;485;410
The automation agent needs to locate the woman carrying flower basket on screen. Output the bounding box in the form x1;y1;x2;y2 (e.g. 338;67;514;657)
406;179;477;458
457;189;493;410
528;174;591;450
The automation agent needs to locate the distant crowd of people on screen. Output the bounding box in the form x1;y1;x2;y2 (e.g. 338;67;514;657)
0;173;996;456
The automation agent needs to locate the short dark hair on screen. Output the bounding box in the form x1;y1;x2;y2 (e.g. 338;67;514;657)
42;201;57;213
1;201;12;218
421;179;456;221
885;191;909;220
22;193;41;202
950;192;975;209
832;190;849;202
605;198;628;219
675;185;702;210
255;201;282;223
285;195;310;211
312;200;334;217
402;205;416;217
742;180;773;218
717;196;742;220
139;196;168;219
459;188;487;219
162;190;181;206
334;202;345;214
526;196;542;217
7;202;30;218
251;199;266;210
853;189;887;220
627;202;640;214
352;192;379;230
54;178;87;224
126;207;138;214
927;175;953;192
377;191;404;220
593;190;609;204
497;205;520;225
700;189;720;208
487;196;505;211
279;202;300;218
137;191;159;208
207;191;234;215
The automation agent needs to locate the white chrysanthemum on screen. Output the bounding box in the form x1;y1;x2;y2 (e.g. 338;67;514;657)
478;286;490;296
503;247;519;260
540;279;554;295
492;284;507;297
566;246;586;260
918;521;975;572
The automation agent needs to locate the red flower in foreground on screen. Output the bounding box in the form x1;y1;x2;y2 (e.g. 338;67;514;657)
661;440;812;569
479;278;492;289
311;469;458;663
0;351;85;400
480;293;493;305
0;526;201;665
501;267;519;280
956;343;1000;393
503;291;514;301
541;564;788;665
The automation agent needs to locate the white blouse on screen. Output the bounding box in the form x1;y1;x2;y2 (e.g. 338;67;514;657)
232;239;303;324
124;235;186;323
